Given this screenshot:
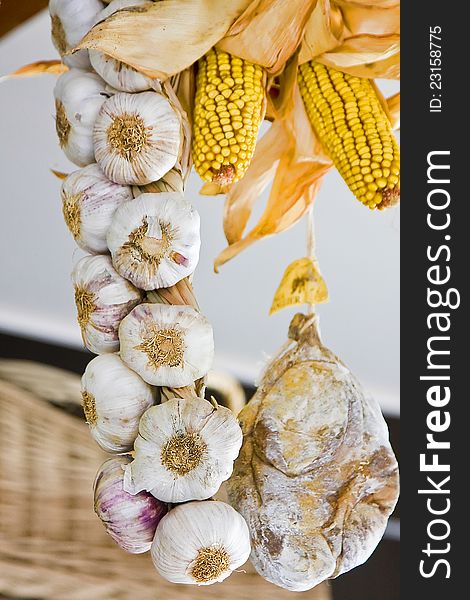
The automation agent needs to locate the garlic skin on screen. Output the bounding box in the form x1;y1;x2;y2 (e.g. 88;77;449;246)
72;255;142;354
93;91;181;185
61;164;133;254
49;0;103;69
89;0;153;92
54;69;108;167
151;501;250;585
119;303;214;387
94;456;167;553
123;397;242;502
89;51;152;93
82;354;155;453
107;193;200;290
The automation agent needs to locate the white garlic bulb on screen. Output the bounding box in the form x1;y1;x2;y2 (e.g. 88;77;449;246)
72;255;142;354
89;0;153;92
119;303;214;387
93;91;181;185
106;192;200;290
123;397;242;502
61;164;133;253
49;0;103;69
82;353;155;452
151;501;251;585
54;69;108;167
94;456;167;553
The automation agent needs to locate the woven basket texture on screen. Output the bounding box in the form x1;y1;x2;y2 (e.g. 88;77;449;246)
0;359;331;600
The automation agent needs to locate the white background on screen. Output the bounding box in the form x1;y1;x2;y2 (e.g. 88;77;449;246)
0;11;400;415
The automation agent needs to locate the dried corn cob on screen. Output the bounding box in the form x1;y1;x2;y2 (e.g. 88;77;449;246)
192;48;266;187
298;61;400;210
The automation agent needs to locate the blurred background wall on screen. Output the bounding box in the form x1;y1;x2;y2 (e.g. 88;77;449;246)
0;10;399;416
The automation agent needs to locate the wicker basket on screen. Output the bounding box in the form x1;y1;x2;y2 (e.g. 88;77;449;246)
0;359;331;600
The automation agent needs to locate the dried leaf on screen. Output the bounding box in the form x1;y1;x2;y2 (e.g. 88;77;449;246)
337;1;399;37
0;60;68;84
337;0;400;8
217;0;316;74
50;169;69;180
270;257;328;314
75;0;252;80
386;91;400;129
299;1;400;80
316;34;400;79
299;0;345;64
215;82;332;271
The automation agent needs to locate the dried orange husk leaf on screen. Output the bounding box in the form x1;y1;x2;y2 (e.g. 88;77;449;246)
298;0;345;64
219;119;286;243
75;0;252;80
50;169;69;180
270;257;328;315
338;0;400;8
386;91;400;129
316;34;400;79
215;84;332;270
217;0;316;74
337;0;400;37
0;60;68;83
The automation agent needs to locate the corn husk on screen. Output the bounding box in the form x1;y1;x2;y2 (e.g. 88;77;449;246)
270;257;328;315
74;0;252;80
0;60;68;83
299;0;400;80
217;0;317;74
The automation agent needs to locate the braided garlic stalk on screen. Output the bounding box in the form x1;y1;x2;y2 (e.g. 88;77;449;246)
49;0;250;585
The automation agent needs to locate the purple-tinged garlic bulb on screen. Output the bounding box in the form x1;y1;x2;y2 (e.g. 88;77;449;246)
61;164;133;254
106;192;200;290
94;456;167;553
71;254;142;354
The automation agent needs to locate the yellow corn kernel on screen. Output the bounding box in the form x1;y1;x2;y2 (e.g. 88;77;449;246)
192;47;266;187
298;61;400;209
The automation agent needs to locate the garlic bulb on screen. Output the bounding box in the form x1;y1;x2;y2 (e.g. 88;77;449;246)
54;69;108;167
82;353;155;452
93;91;181;185
119;303;214;387
89;0;153;92
49;0;103;69
107;192;200;290
94;456;167;553
72;255;142;354
123;397;242;502
89;51;152;93
151;501;250;585
61;164;133;253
